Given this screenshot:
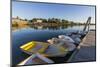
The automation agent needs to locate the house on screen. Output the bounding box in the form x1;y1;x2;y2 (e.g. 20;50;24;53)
34;19;43;24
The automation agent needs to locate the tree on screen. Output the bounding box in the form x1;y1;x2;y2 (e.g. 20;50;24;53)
42;19;47;23
24;19;27;21
70;21;76;25
32;18;37;22
16;16;19;19
29;20;33;22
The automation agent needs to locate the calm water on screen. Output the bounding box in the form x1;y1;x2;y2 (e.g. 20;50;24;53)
12;25;95;65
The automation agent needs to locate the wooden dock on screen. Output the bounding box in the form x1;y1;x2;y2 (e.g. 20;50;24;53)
79;31;95;46
68;31;96;62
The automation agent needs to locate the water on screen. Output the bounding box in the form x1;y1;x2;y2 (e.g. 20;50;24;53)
12;25;95;65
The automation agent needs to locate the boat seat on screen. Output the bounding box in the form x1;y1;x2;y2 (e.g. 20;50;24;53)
20;41;49;54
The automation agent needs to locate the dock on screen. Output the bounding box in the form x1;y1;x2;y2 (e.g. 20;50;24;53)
68;31;96;62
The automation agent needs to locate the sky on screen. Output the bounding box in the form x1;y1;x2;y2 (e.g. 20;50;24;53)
12;1;96;23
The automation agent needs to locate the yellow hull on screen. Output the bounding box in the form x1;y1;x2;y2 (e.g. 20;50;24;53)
20;41;49;55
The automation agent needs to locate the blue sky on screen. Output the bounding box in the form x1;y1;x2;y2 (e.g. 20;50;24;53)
12;1;95;23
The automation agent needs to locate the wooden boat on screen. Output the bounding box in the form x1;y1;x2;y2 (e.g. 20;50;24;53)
18;53;54;65
20;40;70;57
20;41;49;55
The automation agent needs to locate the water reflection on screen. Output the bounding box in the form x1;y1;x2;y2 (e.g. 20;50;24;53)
12;24;95;31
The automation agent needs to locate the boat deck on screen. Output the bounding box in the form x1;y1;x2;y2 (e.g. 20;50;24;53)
68;31;96;62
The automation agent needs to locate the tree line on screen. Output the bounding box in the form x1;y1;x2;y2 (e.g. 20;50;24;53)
28;18;86;25
12;16;95;26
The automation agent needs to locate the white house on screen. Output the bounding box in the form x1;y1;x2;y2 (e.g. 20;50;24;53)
34;19;43;24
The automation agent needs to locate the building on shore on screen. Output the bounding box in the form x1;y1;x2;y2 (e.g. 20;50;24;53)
34;20;43;24
12;17;28;26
